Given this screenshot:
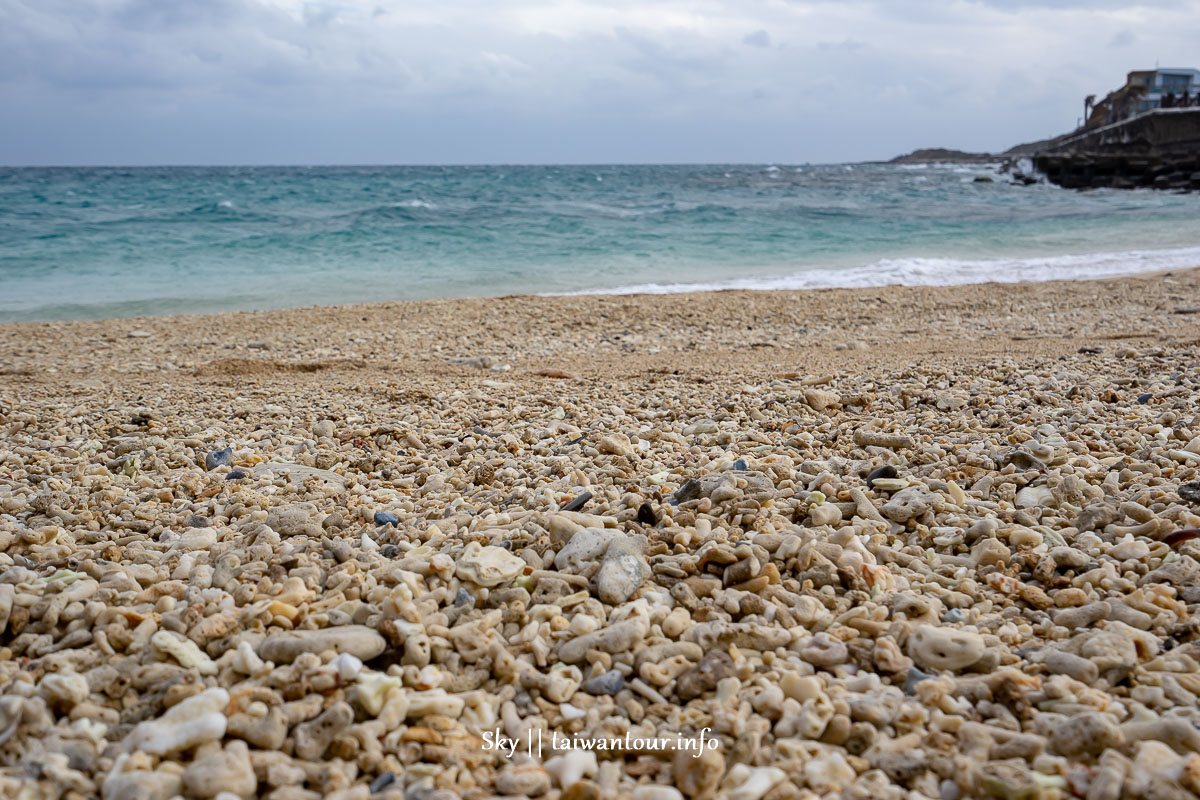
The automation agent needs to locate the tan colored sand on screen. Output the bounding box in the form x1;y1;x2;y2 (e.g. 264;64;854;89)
2;269;1198;393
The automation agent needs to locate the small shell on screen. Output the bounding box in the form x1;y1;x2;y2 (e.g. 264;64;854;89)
1015;485;1055;508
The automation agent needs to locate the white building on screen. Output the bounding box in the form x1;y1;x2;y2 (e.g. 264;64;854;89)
1126;68;1200;112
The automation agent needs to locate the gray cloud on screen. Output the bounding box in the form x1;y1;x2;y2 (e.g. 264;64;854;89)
2;0;1199;164
743;30;771;48
1109;30;1135;47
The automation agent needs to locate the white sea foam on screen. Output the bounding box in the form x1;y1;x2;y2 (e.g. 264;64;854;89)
553;245;1200;297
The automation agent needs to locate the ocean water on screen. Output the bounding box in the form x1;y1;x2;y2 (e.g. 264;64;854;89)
3;163;1200;322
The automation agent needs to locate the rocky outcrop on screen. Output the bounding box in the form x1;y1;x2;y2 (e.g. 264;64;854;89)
888;148;997;164
1028;109;1200;191
1034;152;1200;191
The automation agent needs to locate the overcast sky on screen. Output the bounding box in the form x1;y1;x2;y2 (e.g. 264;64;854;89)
2;0;1198;165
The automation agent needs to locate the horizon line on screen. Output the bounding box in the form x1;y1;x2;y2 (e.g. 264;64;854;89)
0;158;926;169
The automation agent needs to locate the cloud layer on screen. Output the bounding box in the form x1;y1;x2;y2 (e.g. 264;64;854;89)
2;0;1198;164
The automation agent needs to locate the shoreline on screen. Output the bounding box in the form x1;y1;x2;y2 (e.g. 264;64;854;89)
3;267;1199;385
8;243;1200;326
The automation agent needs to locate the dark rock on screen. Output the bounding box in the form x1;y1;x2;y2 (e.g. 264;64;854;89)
370;772;396;793
973;175;995;183
455;588;475;607
561;492;592;512
205;447;233;471
380;545;400;558
865;465;898;489
636;502;657;526
582;669;625;695
1000;450;1046;471
1137;393;1153;404
942;608;966;624
373;511;400;527
733;458;748;471
1179;483;1200;504
185;515;210;528
225;469;247;480
672;478;702;504
676;649;735;701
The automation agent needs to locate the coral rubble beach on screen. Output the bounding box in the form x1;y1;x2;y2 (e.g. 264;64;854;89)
3;269;1200;800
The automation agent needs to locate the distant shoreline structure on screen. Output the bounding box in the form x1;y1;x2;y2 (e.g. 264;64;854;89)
892;67;1200;190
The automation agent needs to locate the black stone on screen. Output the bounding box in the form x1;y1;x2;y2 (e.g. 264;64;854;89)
185;515;210;528
225;469;247;480
204;447;233;471
1137;393;1153;404
672;478;702;504
374;511;400;527
561;491;592;512
865;464;898;489
582;669;625;695
1179;483;1200;504
370;773;396;793
455;588;475;607
636;502;658;526
380;545;400;558
733;458;748;471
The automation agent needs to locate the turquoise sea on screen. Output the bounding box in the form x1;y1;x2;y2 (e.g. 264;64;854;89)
2;163;1200;322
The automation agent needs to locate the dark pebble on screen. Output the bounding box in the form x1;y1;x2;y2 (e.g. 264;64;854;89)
1137;393;1153;405
498;540;512;550
455;588;475;607
374;511;400;527
225;469;247;480
185;515;210;528
204;446;233;471
733;458;747;471
941;608;966;624
561;491;592;512
582;669;625;695
636;502;658;526
904;666;936;695
1179;483;1200;504
1000;450;1046;471
673;478;702;504
565;434;586;446
380;545;400;558
865;464;898;489
370;772;396;793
